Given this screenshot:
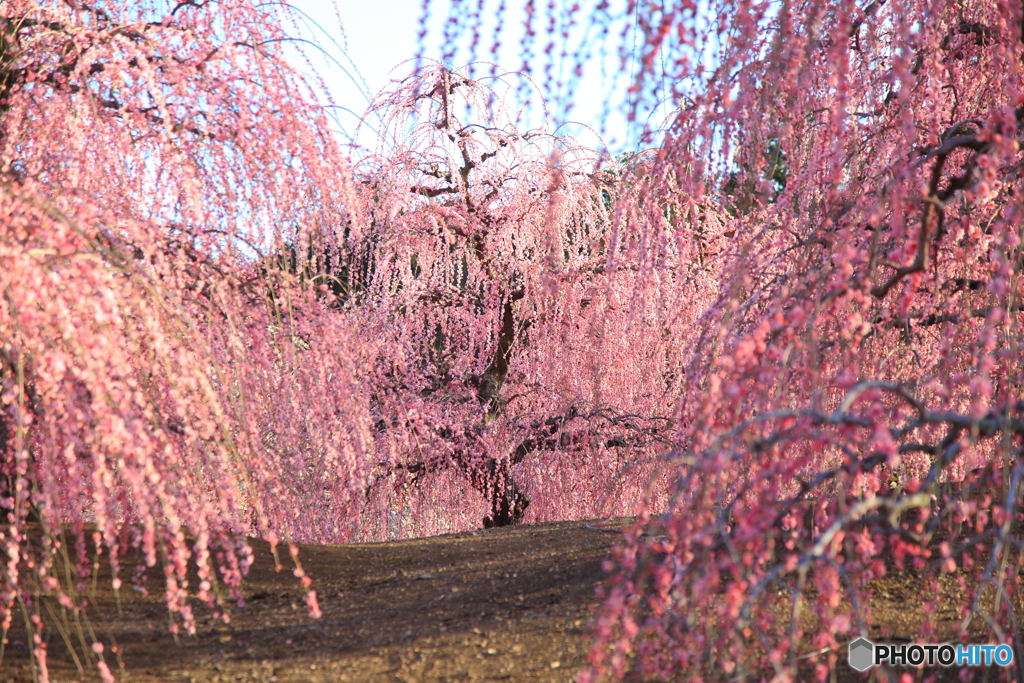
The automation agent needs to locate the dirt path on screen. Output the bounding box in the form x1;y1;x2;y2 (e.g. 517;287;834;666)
3;517;1010;683
3;519;629;683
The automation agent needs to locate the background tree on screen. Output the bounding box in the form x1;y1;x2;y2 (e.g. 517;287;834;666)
260;63;727;530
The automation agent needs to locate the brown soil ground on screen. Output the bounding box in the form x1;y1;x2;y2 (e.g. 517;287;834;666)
0;518;1016;683
2;519;625;683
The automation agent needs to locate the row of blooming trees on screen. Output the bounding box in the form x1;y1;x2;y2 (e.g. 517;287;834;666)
7;0;1024;680
428;0;1024;680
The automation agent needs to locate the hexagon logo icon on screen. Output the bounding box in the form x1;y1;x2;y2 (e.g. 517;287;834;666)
848;637;875;672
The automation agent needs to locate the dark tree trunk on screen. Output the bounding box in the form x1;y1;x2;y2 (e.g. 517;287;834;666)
481;463;529;528
469;286;531;527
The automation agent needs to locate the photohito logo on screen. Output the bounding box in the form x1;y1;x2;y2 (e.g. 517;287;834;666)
848;638;1014;671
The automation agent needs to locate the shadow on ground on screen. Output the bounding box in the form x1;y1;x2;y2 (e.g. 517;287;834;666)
3;519;628;683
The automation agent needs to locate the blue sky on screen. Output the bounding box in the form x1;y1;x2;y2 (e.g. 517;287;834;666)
285;1;662;154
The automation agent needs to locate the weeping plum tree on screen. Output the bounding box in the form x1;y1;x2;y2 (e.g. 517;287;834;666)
0;1;384;679
433;0;1024;679
259;62;726;529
